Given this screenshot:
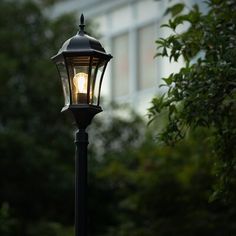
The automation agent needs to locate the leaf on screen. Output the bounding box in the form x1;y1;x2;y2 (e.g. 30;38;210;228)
169;104;177;115
164;3;185;17
154;52;163;58
161;23;171;28
163;77;173;85
162;47;168;56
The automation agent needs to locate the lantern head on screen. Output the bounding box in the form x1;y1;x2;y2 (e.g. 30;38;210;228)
51;14;112;128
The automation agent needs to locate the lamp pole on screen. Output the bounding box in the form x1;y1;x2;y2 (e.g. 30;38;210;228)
51;14;112;236
75;129;88;236
71;107;104;236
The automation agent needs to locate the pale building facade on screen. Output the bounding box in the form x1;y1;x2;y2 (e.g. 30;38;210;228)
52;0;199;113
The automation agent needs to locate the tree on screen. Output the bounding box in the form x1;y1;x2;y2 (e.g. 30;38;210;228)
148;0;236;199
0;0;78;235
88;116;236;236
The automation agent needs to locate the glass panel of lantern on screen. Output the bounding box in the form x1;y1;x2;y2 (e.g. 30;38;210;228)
56;62;70;106
93;60;106;105
66;56;107;106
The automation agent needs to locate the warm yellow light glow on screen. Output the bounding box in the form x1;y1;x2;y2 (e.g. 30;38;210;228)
73;72;88;93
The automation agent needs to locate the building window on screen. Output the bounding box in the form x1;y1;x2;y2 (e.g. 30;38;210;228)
112;33;129;97
137;23;157;90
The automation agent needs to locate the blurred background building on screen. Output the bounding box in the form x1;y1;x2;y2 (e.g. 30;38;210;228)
51;0;199;113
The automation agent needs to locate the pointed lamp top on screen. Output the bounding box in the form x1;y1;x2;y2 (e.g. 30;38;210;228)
79;14;85;33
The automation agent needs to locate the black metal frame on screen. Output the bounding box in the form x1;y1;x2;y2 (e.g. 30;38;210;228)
62;104;102;129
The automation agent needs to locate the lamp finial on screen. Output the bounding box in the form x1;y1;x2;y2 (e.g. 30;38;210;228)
79;14;85;33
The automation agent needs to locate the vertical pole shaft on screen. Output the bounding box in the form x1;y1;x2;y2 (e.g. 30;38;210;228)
75;129;88;236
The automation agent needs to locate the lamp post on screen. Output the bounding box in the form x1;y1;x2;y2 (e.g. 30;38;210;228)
51;14;112;236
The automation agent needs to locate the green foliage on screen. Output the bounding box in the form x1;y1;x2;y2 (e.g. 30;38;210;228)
88;118;236;235
149;0;236;198
0;0;78;235
0;203;18;235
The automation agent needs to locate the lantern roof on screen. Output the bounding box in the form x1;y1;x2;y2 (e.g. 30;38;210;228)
51;14;112;62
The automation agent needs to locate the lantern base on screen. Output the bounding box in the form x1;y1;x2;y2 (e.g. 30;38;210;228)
61;104;102;129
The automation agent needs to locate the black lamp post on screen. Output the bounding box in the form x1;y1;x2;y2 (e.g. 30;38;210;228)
51;14;112;236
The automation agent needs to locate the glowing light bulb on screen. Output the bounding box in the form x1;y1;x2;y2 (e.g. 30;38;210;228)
73;72;88;93
73;72;88;103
